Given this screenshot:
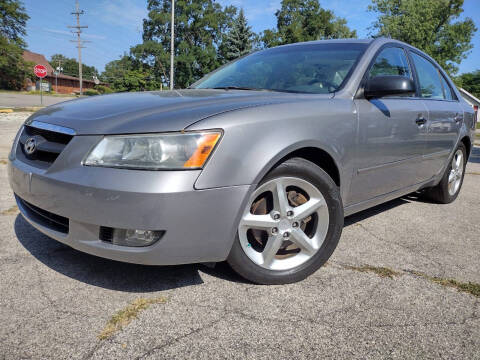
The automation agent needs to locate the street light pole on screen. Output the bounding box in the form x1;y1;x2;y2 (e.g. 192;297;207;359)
170;0;175;90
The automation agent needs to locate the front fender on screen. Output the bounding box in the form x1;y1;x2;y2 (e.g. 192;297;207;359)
188;99;358;203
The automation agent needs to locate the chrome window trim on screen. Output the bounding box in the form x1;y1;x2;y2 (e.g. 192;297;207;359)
29;120;76;136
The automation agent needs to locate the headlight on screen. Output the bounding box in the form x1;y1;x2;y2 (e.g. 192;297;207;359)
84;131;221;170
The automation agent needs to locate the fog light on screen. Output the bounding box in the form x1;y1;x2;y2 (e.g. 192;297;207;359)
111;228;164;247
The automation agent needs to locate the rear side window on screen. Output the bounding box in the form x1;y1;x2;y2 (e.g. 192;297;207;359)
369;47;411;78
440;75;455;100
410;53;444;99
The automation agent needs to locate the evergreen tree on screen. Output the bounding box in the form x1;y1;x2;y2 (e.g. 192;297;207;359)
221;9;254;62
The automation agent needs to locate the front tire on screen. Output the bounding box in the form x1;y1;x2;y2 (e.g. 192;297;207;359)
423;143;466;204
227;158;343;284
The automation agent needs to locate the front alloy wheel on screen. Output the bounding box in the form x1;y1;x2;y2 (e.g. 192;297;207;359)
228;158;343;284
238;177;329;271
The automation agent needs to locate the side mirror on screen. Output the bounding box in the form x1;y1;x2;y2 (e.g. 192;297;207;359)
364;76;415;99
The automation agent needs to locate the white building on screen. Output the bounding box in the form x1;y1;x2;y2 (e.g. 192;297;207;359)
458;88;479;123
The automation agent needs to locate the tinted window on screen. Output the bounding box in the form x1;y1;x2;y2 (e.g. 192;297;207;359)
369;47;411;78
193;43;367;94
440;75;454;100
411;53;444;99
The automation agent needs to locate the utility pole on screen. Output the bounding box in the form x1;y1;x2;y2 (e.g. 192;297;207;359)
55;59;63;93
170;0;175;90
68;0;90;95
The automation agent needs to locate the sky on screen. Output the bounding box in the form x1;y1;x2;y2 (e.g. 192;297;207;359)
23;0;480;76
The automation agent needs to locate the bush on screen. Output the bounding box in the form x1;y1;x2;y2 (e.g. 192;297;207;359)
96;85;114;94
84;89;100;96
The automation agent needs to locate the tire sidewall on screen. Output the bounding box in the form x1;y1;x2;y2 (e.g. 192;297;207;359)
227;158;344;284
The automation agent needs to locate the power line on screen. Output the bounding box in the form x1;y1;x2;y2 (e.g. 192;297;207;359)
68;0;90;95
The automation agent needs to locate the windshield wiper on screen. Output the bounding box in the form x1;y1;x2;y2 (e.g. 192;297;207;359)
210;86;267;91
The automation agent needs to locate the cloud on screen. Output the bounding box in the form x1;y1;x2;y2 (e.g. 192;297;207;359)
42;28;106;40
94;0;147;33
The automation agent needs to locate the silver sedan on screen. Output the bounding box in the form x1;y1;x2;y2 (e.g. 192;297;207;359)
8;38;476;284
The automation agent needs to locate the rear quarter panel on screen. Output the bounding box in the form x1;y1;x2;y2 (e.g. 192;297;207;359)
187;98;358;204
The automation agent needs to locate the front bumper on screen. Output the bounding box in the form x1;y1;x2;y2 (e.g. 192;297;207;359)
8;155;251;265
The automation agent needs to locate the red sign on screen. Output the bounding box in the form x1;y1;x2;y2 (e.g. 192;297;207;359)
34;64;47;78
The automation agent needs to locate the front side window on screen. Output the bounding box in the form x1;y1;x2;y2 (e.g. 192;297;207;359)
193;43;367;94
411;53;444;99
369;47;411;78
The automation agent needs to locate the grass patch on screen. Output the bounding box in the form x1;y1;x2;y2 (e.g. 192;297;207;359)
0;159;7;165
1;205;18;215
98;297;167;340
343;264;401;279
0;90;76;98
411;271;480;297
467;172;480;176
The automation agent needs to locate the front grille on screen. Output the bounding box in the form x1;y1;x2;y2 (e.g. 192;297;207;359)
16;195;69;234
17;124;74;169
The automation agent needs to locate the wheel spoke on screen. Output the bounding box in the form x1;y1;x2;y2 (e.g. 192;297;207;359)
272;179;290;216
293;198;325;221
448;171;455;184
455;154;462;170
290;229;316;254
262;235;283;266
240;213;277;230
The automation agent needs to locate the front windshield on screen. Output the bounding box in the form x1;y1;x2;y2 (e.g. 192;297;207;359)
193;43;367;94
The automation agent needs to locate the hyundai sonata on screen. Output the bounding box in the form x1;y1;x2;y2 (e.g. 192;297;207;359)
8;38;476;284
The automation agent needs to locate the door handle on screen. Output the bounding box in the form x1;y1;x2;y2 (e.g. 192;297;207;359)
454;114;463;123
415;116;427;126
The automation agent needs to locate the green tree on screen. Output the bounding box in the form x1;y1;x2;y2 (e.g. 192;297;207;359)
262;0;357;48
369;0;477;75
220;8;254;61
131;0;237;88
456;70;480;99
0;0;31;90
101;55;161;92
50;54;98;79
0;0;28;46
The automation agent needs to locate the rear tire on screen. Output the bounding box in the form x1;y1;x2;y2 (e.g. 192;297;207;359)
227;158;343;285
423;143;466;204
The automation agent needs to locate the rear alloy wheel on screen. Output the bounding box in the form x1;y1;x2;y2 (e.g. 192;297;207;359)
447;149;464;197
423;143;466;204
227;158;343;284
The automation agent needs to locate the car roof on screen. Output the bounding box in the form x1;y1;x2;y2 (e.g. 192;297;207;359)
278;38;375;48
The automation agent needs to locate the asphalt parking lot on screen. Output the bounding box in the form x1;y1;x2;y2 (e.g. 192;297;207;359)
1;112;479;359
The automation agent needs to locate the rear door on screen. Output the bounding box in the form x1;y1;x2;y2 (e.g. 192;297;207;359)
409;52;462;181
350;46;428;205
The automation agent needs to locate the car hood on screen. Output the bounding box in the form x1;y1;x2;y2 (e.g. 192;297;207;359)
25;89;329;135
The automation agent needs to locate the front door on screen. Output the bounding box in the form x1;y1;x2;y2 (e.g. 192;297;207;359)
349;46;427;205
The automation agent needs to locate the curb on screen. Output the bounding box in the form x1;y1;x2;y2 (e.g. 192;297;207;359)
13;106;44;112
